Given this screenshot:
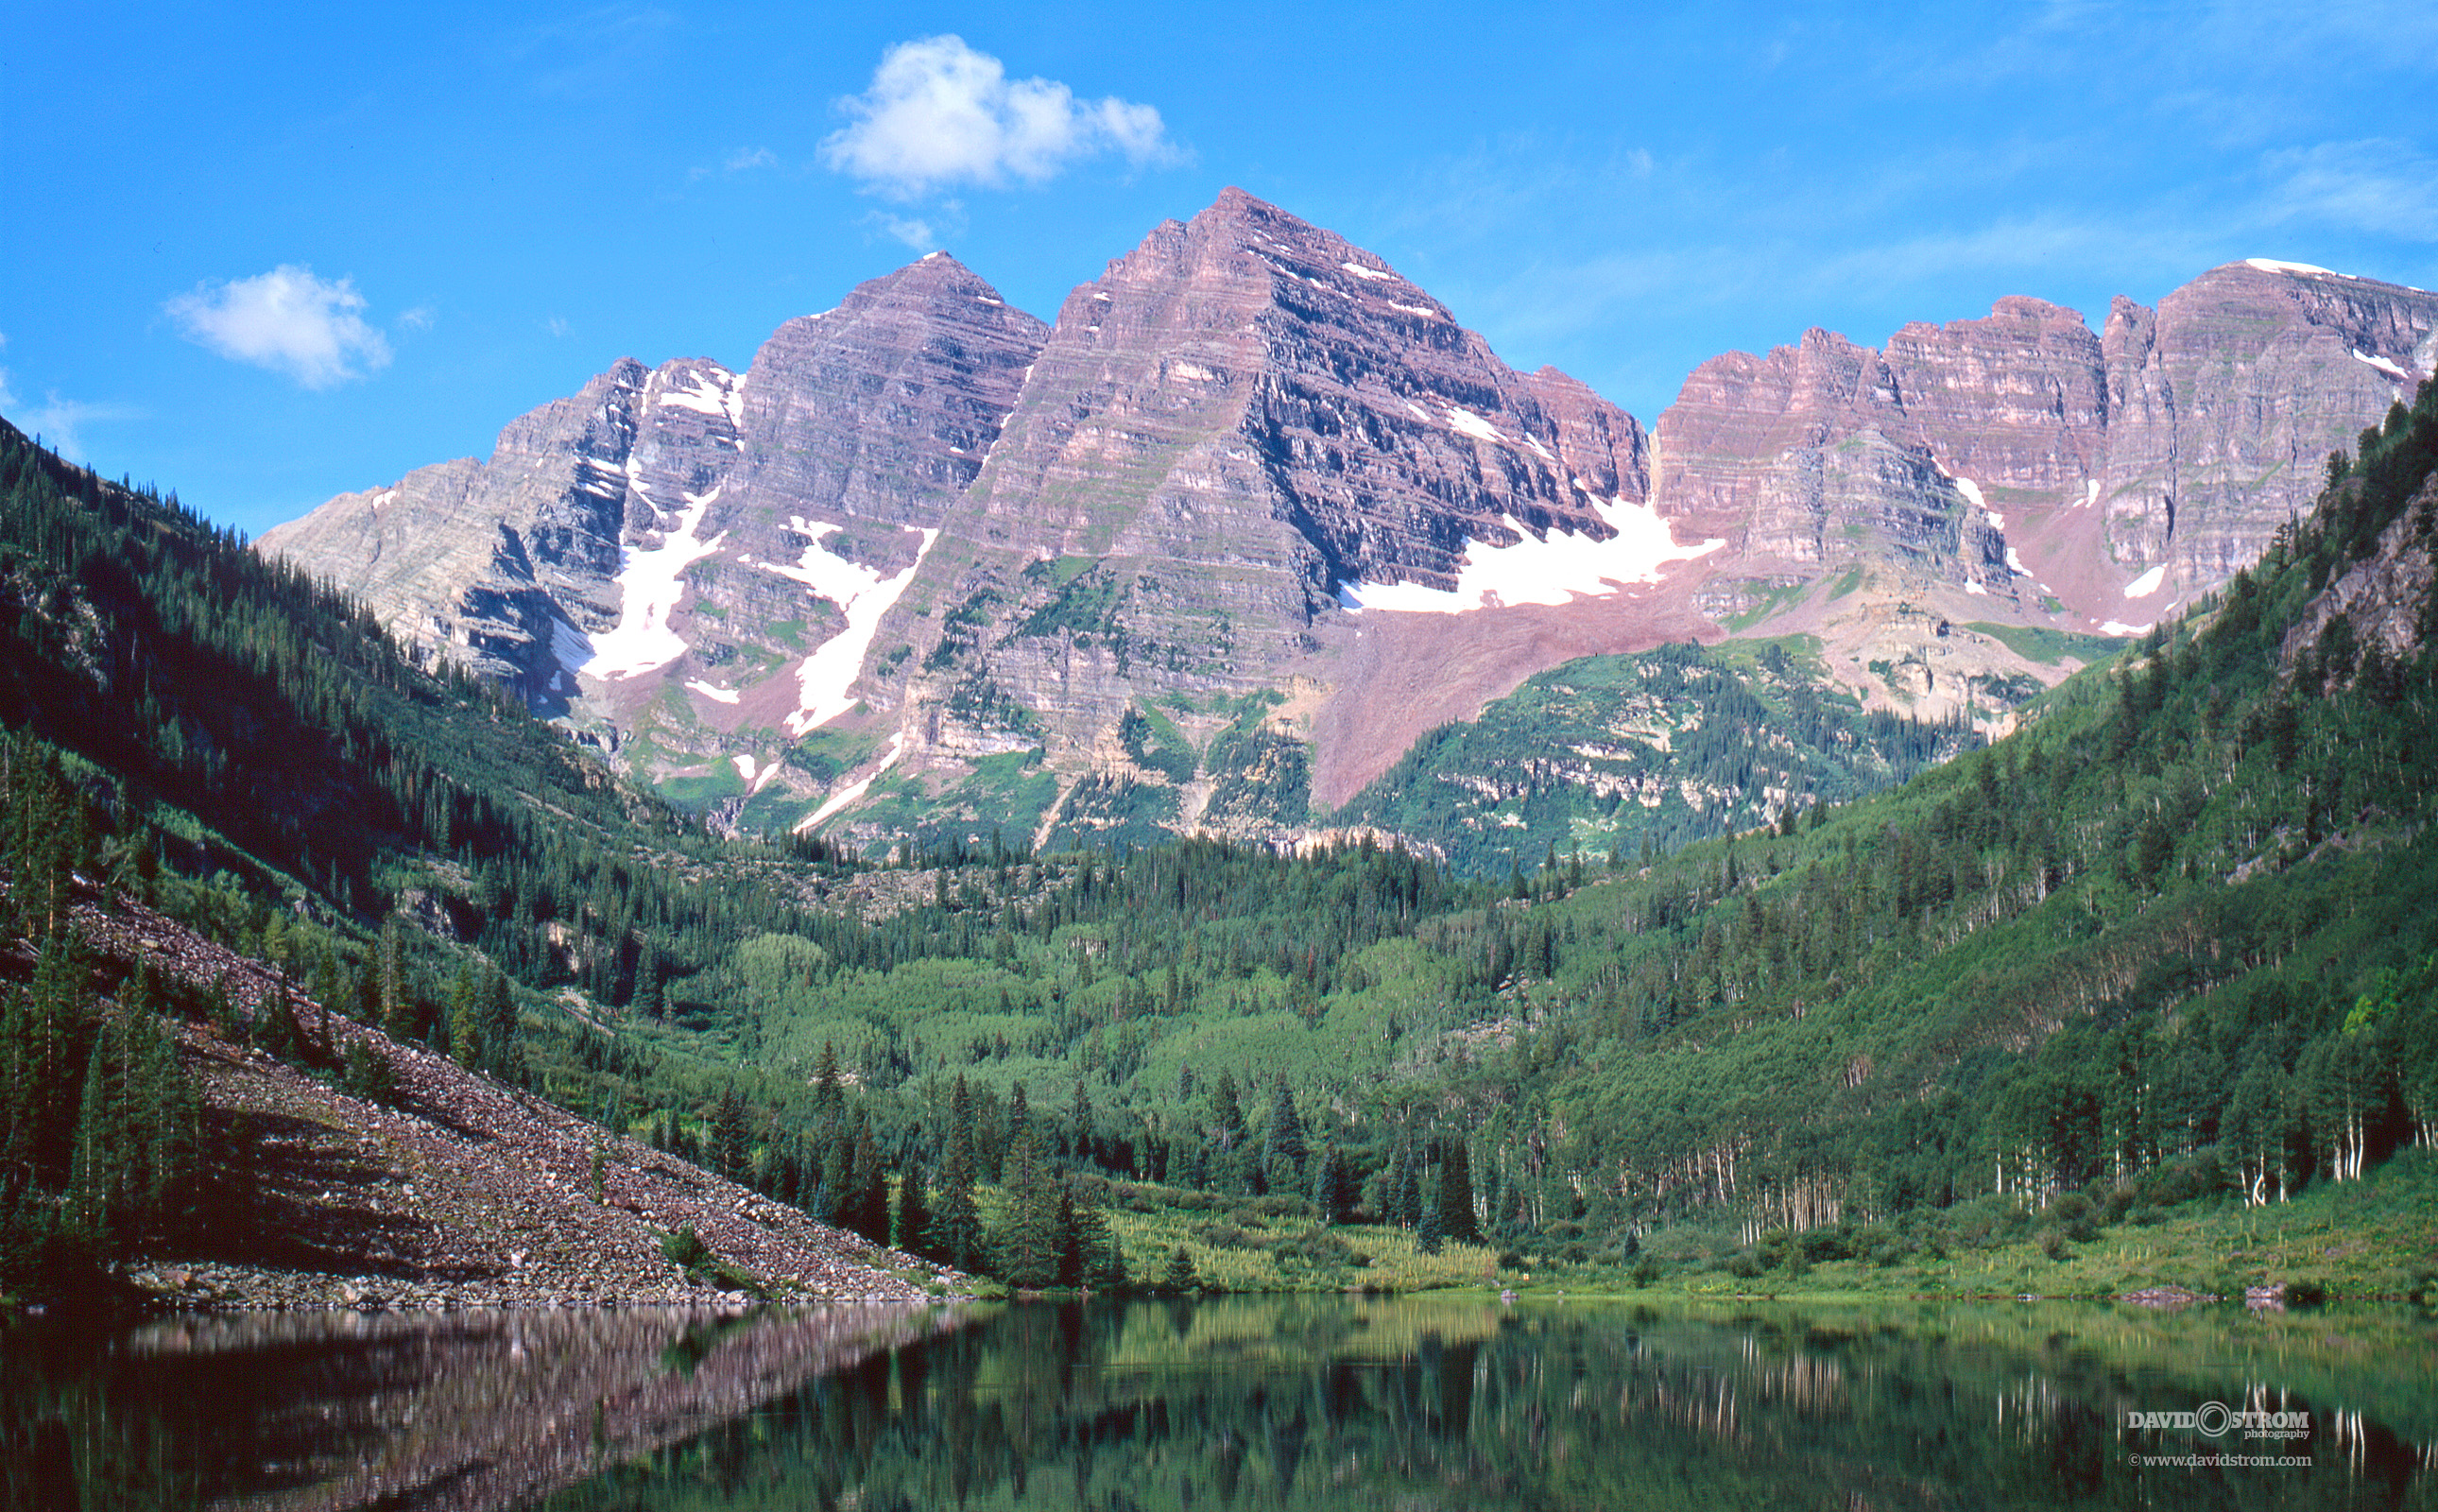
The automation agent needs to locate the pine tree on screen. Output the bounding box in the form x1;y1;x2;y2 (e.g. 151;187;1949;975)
631;937;662;1019
992;1117;1061;1289
448;963;482;1070
478;967;519;1082
928;1074;985;1270
1262;1077;1306;1192
1313;1142;1355;1224
893;1161;930;1254
847;1115;889;1244
378;915;414;1041
1390;1138;1422;1229
710;1086;751;1182
1439;1138;1481;1245
1160;1245;1200;1295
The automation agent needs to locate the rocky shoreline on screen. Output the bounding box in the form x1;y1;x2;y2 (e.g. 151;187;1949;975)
68;898;970;1314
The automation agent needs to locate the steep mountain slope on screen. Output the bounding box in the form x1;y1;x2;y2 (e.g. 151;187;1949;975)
262;196;2438;864
1658;261;2438;725
262;253;1047;752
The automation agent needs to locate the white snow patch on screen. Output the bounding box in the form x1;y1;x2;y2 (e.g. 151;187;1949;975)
2080;479;2100;509
798;732;905;830
1339;496;1725;613
2004;546;2030;576
2244;257;2340;277
371;489;398;511
2354;349;2412;382
976;294;1003;305
1402;399;1431;422
2123;564;2167;599
550;617;592;676
1949;474;1986;511
1445;405;1502;442
656;367;737;421
1964;578;1988;595
577;490;727;680
2100;620;2154;637
781;527;941;737
732;754;759;783
1388;301;1436;318
687;679;741;705
1341;261;1395;281
1524;434;1554;460
1167;360;1218;383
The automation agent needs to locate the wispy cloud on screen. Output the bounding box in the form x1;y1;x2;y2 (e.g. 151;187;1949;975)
868;212;938;250
2261;139;2438;241
820;35;1177;201
693;146;781;182
165;265;392;388
0;359;139;462
397;304;437;332
504;3;677;98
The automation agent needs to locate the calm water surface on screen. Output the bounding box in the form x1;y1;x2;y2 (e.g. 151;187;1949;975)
5;1295;2433;1510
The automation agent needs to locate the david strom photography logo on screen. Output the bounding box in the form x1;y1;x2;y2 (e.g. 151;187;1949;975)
2125;1401;2312;1441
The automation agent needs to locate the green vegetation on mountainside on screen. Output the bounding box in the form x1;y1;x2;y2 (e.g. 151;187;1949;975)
1331;637;1978;873
6;368;2438;1304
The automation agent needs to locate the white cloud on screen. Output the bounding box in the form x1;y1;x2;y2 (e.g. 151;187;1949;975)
165;265;392;388
820;35;1176;199
725;146;778;173
398;304;436;332
2262;139;2438;241
0;366;138;462
872;212;937;249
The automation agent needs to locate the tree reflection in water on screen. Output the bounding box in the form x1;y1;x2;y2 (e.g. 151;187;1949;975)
5;1297;2434;1511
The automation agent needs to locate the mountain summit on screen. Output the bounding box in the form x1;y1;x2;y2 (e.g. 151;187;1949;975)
261;197;2438;852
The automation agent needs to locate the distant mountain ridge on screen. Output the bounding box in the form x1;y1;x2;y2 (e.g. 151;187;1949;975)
259;194;2438;856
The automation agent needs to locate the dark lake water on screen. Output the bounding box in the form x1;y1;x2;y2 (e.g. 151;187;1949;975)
5;1295;2433;1510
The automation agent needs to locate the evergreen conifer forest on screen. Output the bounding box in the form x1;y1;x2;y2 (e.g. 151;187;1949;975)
1;370;2436;1301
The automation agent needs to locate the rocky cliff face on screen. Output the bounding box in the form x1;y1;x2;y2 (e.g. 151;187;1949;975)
2101;261;2438;587
1657;263;2438;621
264;198;2438;856
1647;262;2438;728
860;188;1685;846
262;256;1047;745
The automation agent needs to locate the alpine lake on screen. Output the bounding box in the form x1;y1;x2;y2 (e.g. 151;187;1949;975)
6;1293;2434;1511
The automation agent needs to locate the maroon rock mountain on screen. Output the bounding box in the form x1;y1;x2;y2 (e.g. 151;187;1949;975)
260;196;2438;848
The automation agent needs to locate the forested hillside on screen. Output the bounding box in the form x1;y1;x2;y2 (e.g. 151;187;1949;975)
4;364;2436;1298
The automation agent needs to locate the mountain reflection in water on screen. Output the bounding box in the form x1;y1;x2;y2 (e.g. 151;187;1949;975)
0;1302;953;1511
6;1297;2434;1510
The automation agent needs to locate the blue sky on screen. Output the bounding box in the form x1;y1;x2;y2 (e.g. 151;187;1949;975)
4;1;2435;536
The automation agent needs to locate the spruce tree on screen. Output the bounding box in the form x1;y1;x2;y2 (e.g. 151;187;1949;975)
894;1161;930;1253
1160;1245;1200;1295
478;967;519;1082
928;1074;984;1270
1313;1142;1355;1225
1390;1139;1422;1229
448;963;482;1070
378;915;411;1040
1262;1077;1306;1192
992;1118;1060;1288
848;1116;889;1245
1439;1139;1481;1245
